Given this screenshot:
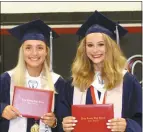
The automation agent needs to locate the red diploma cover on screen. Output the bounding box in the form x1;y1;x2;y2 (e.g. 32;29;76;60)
72;104;114;132
12;86;53;118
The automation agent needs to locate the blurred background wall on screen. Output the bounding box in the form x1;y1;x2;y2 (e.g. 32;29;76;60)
0;1;142;84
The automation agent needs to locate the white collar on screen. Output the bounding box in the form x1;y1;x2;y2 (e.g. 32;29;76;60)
91;70;128;93
91;72;106;93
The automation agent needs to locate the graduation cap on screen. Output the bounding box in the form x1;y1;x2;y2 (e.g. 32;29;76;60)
8;19;59;45
76;10;128;45
8;19;59;71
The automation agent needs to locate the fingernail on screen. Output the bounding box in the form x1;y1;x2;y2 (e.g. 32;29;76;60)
73;120;78;122
108;120;111;122
20;115;23;117
71;128;74;130
107;126;111;129
72;117;76;119
106;123;110;125
72;124;76;126
111;130;114;131
41;116;43;119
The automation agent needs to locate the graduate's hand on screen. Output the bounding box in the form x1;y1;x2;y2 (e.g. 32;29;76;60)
2;105;22;120
41;112;57;128
62;116;77;132
106;118;127;132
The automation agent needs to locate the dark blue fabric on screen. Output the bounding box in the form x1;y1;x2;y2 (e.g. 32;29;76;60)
21;33;47;43
76;10;128;40
26;119;40;132
122;73;142;132
60;72;142;132
86;87;101;104
97;91;101;99
85;24;115;40
0;73;10;132
0;72;65;132
86;87;93;104
52;77;66;132
8;19;59;46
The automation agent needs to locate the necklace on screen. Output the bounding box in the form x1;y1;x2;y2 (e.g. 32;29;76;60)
28;80;38;88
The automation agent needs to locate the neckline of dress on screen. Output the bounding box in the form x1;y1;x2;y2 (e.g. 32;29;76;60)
25;70;42;79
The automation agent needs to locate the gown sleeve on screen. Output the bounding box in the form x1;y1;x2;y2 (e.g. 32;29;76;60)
124;73;142;132
54;78;73;132
0;73;11;118
52;77;67;132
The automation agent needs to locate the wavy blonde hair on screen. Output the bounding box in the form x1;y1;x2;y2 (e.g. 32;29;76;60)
72;33;127;91
11;43;55;92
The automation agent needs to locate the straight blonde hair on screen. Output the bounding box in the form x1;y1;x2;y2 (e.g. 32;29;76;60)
72;33;127;91
12;44;55;92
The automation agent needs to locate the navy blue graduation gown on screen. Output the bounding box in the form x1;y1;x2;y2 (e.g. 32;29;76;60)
0;72;66;132
61;72;142;132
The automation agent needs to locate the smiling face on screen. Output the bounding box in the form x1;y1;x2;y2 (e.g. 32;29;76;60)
23;40;47;69
86;33;106;67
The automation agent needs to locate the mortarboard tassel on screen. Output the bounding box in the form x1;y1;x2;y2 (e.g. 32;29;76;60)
50;31;53;72
115;23;120;46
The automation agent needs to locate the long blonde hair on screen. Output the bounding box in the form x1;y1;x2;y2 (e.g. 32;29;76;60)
72;33;127;91
12;44;55;92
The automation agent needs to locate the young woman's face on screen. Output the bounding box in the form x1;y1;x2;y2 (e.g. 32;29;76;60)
86;33;106;65
23;40;47;69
